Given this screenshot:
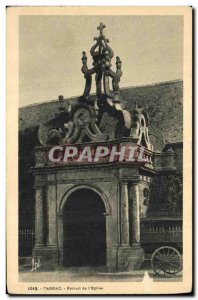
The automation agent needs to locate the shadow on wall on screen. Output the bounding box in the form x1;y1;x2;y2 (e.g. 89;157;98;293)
19;126;38;229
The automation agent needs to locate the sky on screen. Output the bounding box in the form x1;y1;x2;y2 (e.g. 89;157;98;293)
19;15;183;107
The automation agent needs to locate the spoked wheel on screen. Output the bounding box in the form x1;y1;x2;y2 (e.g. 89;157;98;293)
151;246;182;276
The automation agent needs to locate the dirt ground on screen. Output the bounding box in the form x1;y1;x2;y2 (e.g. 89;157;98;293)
19;266;183;283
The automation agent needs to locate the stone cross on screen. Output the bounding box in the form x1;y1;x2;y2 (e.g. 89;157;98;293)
97;22;106;36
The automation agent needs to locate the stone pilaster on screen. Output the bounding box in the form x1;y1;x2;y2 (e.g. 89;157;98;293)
33;185;59;270
47;185;58;247
34;187;44;248
33;183;59;269
120;181;130;246
130;183;141;245
117;181;144;271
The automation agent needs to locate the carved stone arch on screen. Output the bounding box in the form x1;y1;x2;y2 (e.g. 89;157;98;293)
59;184;111;215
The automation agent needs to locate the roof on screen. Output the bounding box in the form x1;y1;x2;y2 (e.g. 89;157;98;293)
19;80;183;150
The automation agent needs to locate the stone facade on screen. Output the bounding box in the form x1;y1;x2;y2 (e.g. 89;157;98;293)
32;139;153;267
31;138;180;270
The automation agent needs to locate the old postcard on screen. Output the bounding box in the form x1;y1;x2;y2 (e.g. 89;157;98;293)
7;6;192;294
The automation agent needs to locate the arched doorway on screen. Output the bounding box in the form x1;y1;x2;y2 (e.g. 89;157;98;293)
62;189;106;267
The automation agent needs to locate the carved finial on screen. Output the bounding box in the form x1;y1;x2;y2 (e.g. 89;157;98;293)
58;95;65;112
81;51;87;65
116;56;122;64
97;22;106;36
58;95;64;102
81;23;123;103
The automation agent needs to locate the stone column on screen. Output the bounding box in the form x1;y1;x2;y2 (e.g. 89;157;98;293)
47;185;58;246
130;183;140;244
120;181;130;246
34;187;44;248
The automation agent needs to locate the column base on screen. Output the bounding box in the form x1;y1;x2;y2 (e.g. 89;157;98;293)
117;244;144;271
33;245;59;270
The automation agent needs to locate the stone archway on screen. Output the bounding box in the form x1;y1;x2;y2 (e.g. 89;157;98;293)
61;188;107;267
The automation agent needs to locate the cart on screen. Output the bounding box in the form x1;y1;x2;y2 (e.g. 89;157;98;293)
141;215;183;276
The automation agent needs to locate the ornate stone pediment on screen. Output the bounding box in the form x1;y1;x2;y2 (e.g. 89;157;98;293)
38;100;132;146
37;23;153;151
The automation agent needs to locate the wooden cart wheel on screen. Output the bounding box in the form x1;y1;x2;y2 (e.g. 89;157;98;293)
151;246;182;276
